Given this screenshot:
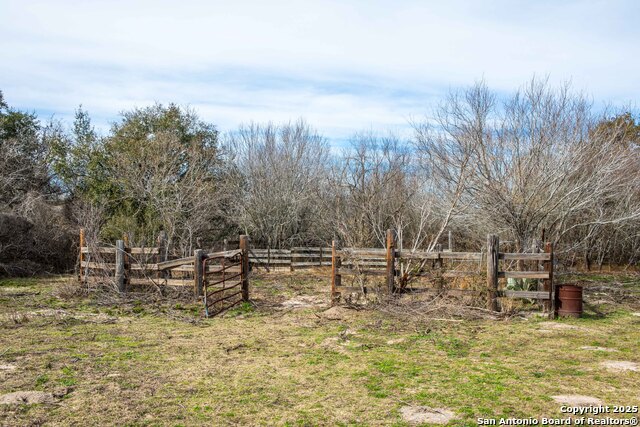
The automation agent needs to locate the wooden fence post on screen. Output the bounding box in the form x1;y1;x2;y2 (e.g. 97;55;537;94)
194;249;204;297
266;246;271;269
115;239;126;292
156;231;167;281
122;233;130;288
386;229;396;294
266;237;271;269
290;247;295;272
239;235;250;301
543;242;555;318
79;228;85;284
448;230;453;251
487;234;499;311
319;247;323;267
331;240;341;304
435;243;443;291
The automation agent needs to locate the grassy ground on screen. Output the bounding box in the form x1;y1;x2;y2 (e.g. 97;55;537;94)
0;271;639;426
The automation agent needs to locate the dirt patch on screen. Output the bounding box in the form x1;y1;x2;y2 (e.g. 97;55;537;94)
0;391;56;405
280;295;327;309
399;406;456;425
600;361;638;372
551;395;603;406
538;322;582;330
580;346;619;352
0;364;16;371
387;338;406;345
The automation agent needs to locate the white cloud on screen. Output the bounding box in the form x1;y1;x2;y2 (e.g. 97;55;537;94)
1;0;638;143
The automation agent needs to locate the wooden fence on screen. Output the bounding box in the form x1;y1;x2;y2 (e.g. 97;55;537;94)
79;230;251;306
330;230;556;317
79;229;556;317
248;247;332;270
78;228;330;297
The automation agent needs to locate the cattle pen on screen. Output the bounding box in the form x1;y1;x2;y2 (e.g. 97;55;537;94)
78;228;564;318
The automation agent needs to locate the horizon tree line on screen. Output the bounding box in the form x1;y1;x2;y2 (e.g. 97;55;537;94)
0;77;639;275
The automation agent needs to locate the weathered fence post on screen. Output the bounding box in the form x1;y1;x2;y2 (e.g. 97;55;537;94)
487;234;499;311
331;240;341;304
290;247;295;272
122;232;130;288
543;242;555;318
267;246;271;269
194;249;204;297
386;229;396;294
239;235;250;302
79;228;85;284
156;231;167;281
319;247;323;267
448;230;453;251
266;237;271;269
435;243;443;291
115;239;126;292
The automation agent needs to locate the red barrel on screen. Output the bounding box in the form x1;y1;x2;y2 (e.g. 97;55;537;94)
557;285;583;318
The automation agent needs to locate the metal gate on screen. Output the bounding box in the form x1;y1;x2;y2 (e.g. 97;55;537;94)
203;248;248;317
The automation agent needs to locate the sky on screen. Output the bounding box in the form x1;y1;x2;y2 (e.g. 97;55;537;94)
1;0;639;146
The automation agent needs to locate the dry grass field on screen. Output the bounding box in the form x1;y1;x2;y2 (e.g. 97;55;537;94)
1;271;639;426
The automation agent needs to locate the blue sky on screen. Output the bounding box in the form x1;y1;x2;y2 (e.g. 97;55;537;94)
1;0;639;147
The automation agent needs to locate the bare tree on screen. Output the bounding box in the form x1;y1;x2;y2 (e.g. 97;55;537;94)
228;119;331;247
332;133;416;248
411;85;487;251
412;77;640;259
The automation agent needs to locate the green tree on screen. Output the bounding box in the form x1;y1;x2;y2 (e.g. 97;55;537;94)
49;106;107;199
0;90;50;207
95;104;225;251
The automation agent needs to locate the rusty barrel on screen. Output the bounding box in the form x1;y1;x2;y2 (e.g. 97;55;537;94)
556;285;583;318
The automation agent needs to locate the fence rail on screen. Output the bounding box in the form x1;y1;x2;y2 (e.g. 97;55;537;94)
248;247;332;269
